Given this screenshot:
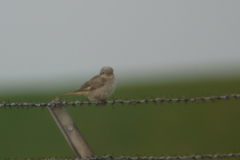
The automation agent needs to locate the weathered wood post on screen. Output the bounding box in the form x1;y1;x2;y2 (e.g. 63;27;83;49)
47;98;95;159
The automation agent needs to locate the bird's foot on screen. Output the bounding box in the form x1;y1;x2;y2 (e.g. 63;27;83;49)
97;99;107;105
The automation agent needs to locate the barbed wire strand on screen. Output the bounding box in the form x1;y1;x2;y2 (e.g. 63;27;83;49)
17;152;240;160
0;94;239;109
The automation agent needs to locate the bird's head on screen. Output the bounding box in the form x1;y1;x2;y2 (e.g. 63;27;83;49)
100;66;114;78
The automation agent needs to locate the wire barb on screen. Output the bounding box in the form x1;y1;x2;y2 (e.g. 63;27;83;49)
0;94;239;109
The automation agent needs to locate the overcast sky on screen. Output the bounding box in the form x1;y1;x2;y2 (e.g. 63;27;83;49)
0;1;239;94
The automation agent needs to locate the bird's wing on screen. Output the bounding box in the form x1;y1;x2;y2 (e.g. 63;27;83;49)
74;75;107;92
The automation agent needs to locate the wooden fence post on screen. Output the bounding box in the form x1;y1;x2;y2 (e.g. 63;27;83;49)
47;98;95;159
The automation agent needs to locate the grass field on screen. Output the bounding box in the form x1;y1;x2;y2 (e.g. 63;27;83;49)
0;78;240;159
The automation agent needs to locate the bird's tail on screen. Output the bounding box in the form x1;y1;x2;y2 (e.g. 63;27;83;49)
58;91;83;97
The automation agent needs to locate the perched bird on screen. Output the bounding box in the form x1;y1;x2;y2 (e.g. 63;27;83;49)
60;66;116;102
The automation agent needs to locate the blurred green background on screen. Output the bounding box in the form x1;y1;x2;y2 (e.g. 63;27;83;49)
0;78;240;159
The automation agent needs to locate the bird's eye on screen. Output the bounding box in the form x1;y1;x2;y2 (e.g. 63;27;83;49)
102;72;104;74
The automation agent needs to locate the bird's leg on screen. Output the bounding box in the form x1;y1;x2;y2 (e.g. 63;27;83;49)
98;99;107;105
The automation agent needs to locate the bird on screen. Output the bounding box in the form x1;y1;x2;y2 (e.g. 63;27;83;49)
59;66;116;102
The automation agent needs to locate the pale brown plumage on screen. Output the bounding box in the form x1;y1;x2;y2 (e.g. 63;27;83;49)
60;67;116;101
74;75;107;92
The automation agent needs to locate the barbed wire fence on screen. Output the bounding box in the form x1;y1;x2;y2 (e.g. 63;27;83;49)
19;152;240;160
1;94;239;109
1;93;240;160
